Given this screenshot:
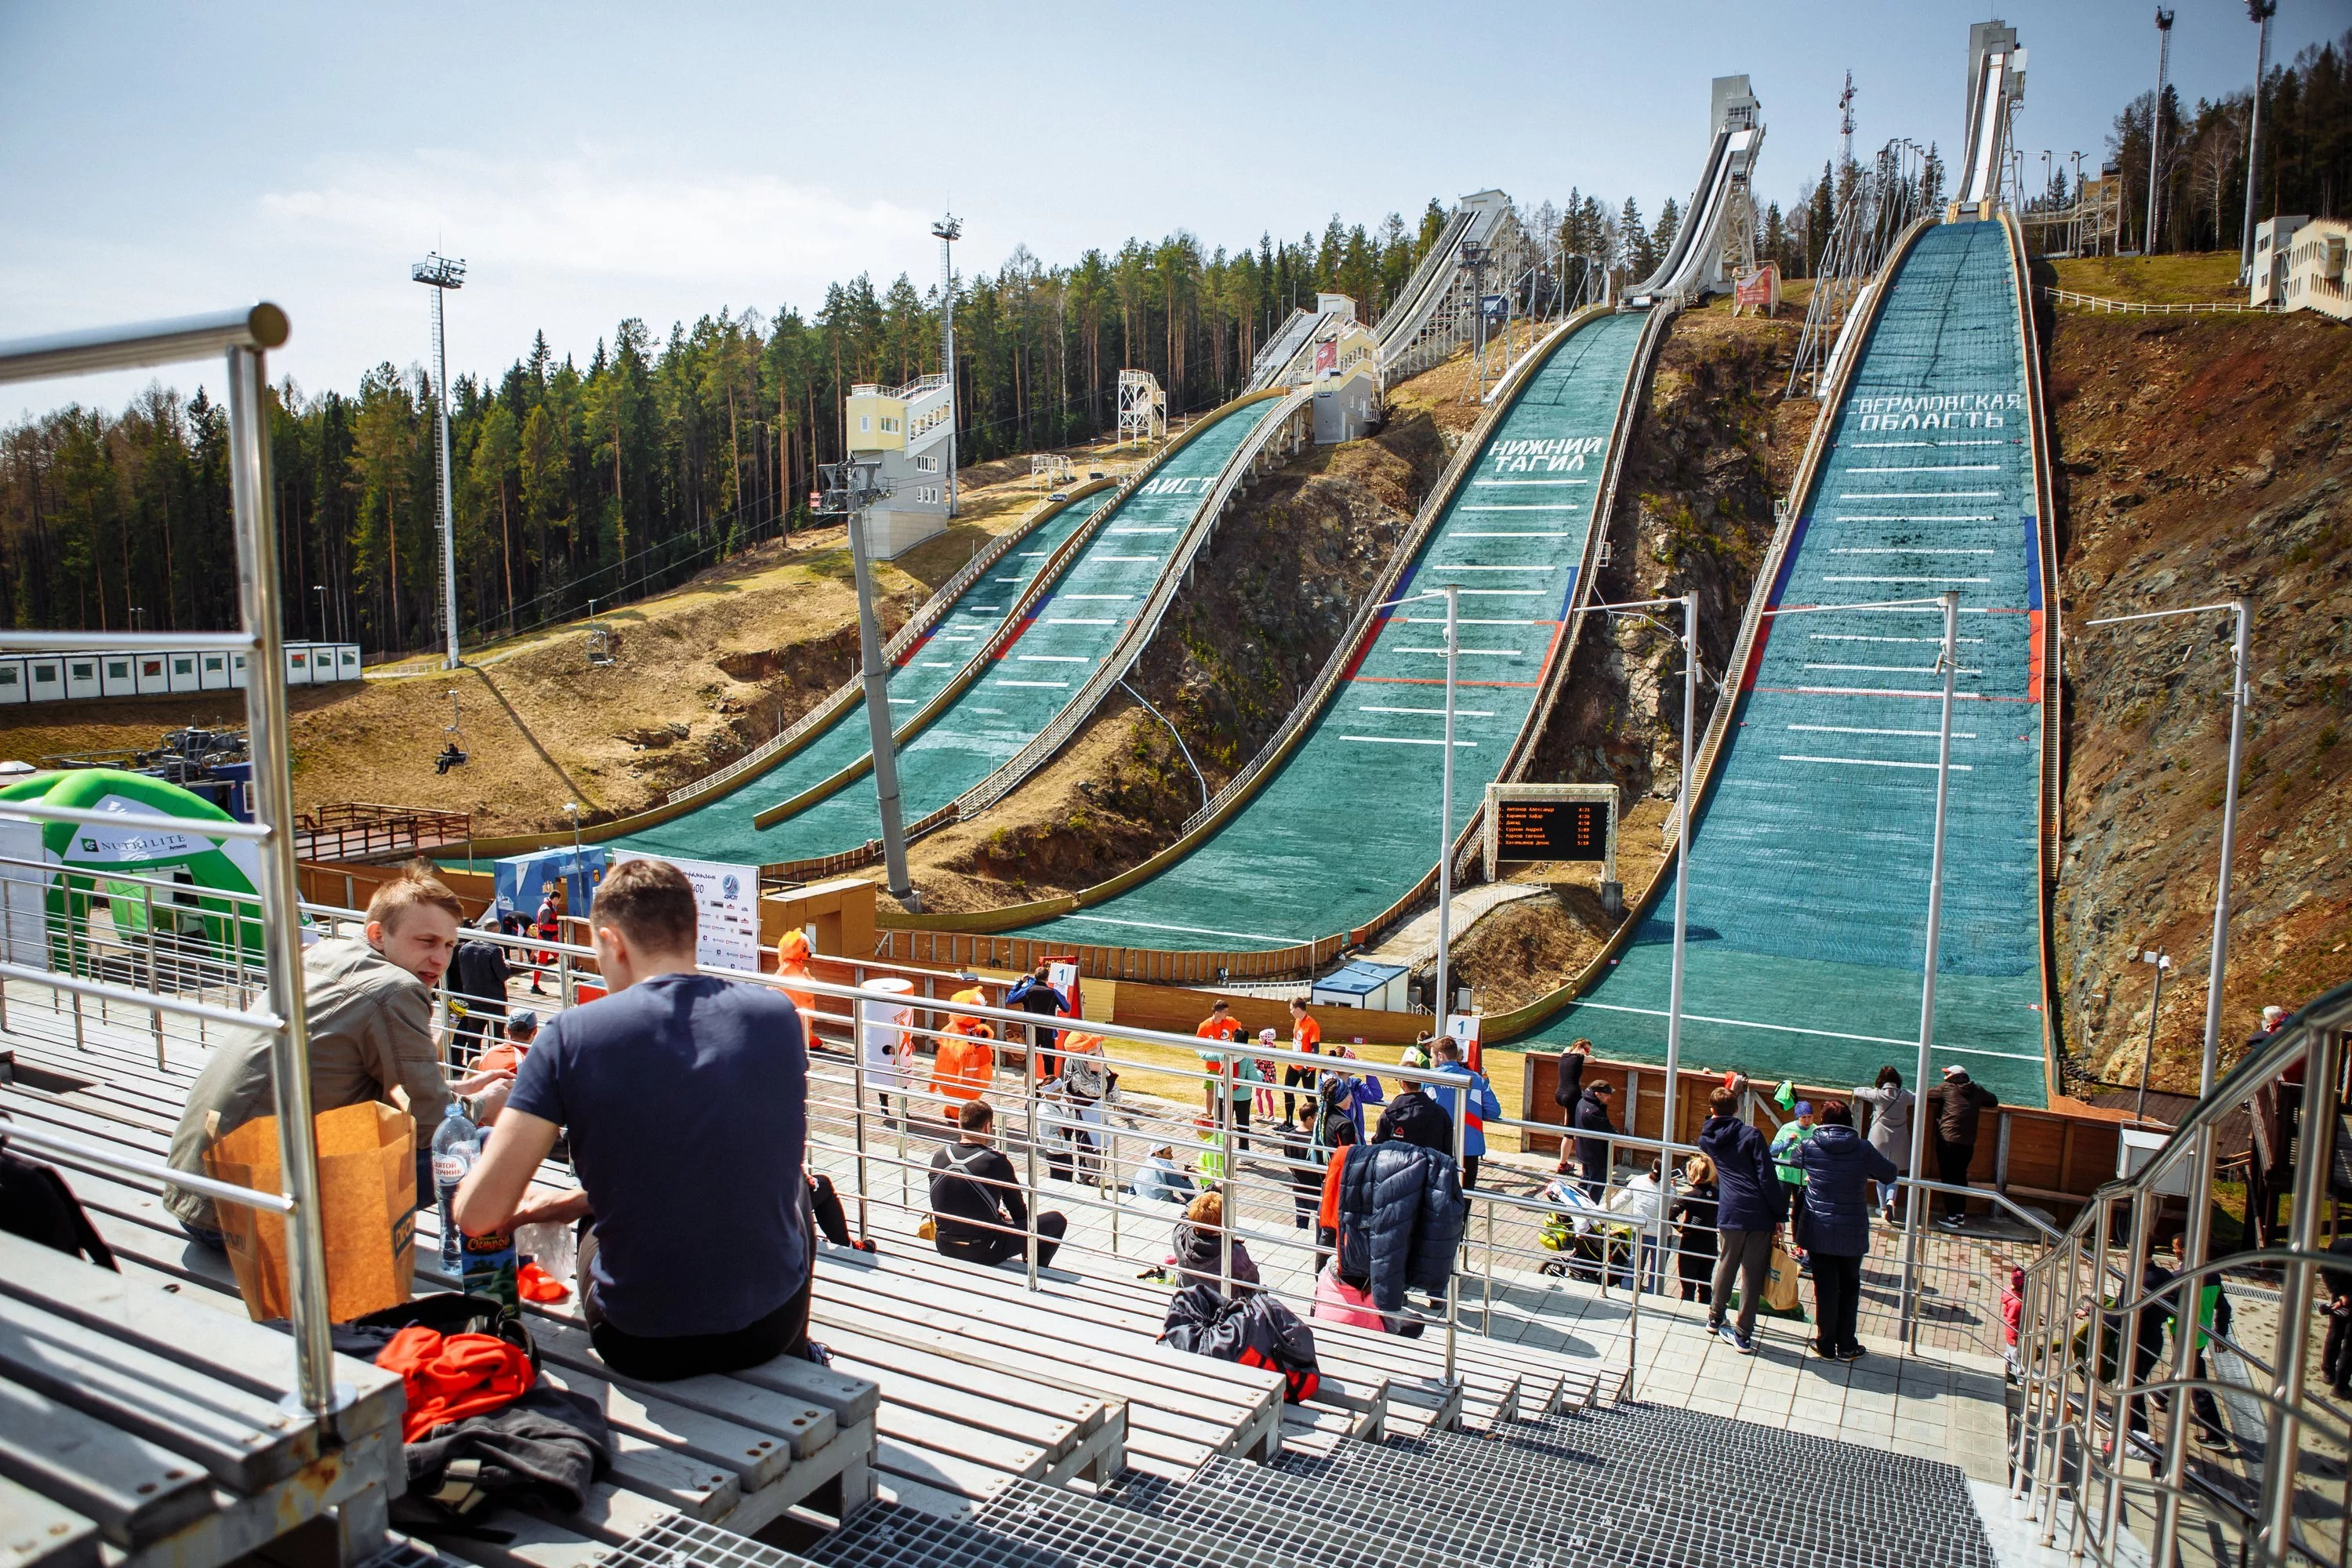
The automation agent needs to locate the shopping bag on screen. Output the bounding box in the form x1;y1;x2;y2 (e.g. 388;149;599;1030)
1311;1265;1388;1330
206;1101;416;1322
1763;1243;1805;1318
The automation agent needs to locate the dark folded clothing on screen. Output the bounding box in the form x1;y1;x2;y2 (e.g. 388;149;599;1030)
396;1385;611;1525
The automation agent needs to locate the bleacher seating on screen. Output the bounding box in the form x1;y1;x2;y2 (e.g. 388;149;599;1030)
0;998;2008;1568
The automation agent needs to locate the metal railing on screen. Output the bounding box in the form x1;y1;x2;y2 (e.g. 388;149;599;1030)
2042;287;2275;317
2009;980;2352;1567
0;304;341;1417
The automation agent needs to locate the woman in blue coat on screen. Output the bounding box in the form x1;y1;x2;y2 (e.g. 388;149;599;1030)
1789;1099;1900;1362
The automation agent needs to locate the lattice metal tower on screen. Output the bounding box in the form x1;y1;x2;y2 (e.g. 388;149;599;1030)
931;212;961;516
2147;9;2174;256
411;252;465;670
1116;369;1166;448
1838;71;1857;170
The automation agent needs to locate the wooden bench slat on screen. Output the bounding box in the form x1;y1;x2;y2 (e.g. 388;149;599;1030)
0;1235;402;1446
536;1366;793;1492
0;1375;213;1548
0;1294;314;1490
0;1473;100;1568
524;1320;837;1461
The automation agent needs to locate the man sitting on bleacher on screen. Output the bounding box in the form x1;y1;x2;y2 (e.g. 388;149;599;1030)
455;858;814;1380
165;870;509;1247
929;1100;1066;1269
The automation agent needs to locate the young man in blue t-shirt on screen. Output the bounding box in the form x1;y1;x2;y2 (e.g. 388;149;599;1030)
456;857;811;1380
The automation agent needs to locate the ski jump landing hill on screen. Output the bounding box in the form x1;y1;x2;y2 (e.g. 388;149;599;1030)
881;78;1770;985
1518;203;2058;1106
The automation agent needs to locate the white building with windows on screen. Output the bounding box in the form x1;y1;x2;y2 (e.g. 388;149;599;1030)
2282;218;2350;324
844;372;954;558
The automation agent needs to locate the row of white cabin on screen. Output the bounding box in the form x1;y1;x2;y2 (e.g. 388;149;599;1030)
0;641;362;705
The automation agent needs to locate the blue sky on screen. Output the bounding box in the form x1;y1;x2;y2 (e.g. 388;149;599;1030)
2;1;2338;418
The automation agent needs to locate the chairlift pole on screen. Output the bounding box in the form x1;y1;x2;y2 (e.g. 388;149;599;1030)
1900;592;1960;1342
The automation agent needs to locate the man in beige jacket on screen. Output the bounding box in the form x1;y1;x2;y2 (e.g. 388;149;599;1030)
166;872;509;1243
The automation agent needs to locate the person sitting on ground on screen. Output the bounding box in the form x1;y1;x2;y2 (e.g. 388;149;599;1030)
455;857;814;1381
1427;1037;1501;1189
167;871;512;1247
1131;1141;1196;1206
929;982;999;1123
1573;1079;1618;1200
929;1099;1066;1268
808;1171;875;1253
1171;1188;1260;1297
1372;1066;1455;1154
1787;1099;1898;1363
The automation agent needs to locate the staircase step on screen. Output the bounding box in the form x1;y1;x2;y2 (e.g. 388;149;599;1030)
1272;1412;1997;1568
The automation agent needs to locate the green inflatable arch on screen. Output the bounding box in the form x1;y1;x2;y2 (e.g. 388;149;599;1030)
0;768;265;960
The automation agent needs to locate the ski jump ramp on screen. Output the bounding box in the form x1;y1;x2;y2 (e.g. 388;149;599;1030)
1525;212;2058;1107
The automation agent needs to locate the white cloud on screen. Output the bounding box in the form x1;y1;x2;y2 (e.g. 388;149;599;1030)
259;149;935;296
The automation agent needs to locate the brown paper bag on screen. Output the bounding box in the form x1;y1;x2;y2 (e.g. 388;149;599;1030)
1764;1243;1805;1316
206;1101;416;1322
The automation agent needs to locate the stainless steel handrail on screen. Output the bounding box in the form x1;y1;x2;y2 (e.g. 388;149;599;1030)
0;304;289;383
0;305;341;1425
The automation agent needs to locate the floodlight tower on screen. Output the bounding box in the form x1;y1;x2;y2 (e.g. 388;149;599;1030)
412;252;466;670
2238;1;2276;285
2147;9;2175;256
931;212;962;517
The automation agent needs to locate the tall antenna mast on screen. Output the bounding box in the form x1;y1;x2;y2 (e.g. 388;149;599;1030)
1838;71;1857;171
931;212;962;517
2147;9;2174;256
411;252;466;670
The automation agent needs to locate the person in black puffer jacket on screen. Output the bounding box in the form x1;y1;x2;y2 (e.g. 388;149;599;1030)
1788;1100;1897;1362
1373;1079;1454;1155
1336;1140;1467;1333
1697;1086;1785;1351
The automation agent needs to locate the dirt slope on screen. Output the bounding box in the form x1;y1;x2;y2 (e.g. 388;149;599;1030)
0;467;1087;834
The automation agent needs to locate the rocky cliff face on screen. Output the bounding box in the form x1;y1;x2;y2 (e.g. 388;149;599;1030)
2047;307;2352;1093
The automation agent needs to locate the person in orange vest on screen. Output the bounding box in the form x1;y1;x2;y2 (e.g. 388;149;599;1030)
1283;996;1324;1125
775;930;818;1037
930;982;999;1120
1195;999;1245;1116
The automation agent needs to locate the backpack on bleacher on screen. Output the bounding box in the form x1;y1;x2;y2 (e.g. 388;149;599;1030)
0;1131;118;1271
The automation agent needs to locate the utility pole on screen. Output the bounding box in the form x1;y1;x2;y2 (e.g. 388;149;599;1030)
931;212;962;518
821;459;916;906
412;252;466;670
2147;9;2175;256
2240;0;2276;285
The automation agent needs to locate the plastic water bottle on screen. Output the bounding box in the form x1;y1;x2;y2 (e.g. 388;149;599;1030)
431;1102;478;1270
456;1121;520;1317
